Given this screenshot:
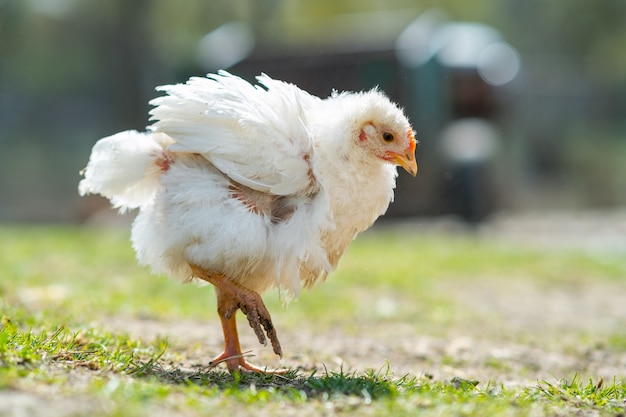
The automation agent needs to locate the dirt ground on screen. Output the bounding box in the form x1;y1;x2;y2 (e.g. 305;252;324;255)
3;210;626;417
102;210;626;387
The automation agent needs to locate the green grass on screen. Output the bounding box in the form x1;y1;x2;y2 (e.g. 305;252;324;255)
1;224;626;416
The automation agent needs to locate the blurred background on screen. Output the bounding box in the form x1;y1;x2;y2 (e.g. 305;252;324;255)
1;0;625;224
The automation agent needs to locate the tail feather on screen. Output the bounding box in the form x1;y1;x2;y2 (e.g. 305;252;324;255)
79;130;171;211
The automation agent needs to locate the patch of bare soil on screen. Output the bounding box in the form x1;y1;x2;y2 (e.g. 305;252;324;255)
101;210;626;387
100;288;626;391
5;211;626;417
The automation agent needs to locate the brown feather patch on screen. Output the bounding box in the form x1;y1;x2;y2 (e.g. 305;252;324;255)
155;151;174;172
228;181;295;223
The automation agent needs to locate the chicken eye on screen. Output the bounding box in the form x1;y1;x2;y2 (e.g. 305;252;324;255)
382;132;394;142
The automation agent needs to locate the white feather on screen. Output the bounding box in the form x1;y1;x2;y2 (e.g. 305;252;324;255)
78;130;171;211
149;71;318;196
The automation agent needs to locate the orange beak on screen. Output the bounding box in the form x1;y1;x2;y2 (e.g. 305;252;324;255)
386;130;418;176
389;151;418;177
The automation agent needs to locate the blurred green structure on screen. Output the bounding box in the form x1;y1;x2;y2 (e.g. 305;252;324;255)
1;0;625;222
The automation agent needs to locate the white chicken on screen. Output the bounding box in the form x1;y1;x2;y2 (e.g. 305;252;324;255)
79;71;417;373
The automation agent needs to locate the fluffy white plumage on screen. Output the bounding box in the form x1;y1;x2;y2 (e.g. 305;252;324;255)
79;71;417;371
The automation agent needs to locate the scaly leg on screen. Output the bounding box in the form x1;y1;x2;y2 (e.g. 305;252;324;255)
189;263;283;373
209;288;274;373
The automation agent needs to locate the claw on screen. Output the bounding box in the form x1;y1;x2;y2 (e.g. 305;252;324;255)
208;350;288;374
261;316;282;358
242;304;268;347
239;292;282;357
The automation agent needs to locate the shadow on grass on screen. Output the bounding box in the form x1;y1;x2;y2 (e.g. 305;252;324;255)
128;357;421;400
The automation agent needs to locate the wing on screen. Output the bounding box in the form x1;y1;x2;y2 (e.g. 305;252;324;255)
149;71;320;196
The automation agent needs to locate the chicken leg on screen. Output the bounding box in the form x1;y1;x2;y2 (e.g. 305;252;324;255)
189;263;283;373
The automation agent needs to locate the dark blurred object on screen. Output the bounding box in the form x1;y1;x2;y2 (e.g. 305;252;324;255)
439;119;499;222
396;15;519;222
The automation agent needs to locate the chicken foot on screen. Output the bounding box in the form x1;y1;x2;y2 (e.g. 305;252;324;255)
189;263;283;373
